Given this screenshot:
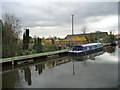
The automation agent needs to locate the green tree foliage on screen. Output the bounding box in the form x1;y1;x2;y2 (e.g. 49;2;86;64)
33;37;43;53
36;37;43;53
33;38;37;50
89;34;95;43
51;38;54;45
103;35;115;44
103;34;115;43
22;29;29;50
2;13;21;58
109;34;116;43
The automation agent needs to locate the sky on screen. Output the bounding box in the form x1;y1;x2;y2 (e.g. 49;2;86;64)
1;0;119;38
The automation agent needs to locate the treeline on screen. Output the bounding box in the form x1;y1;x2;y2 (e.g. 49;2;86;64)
1;13;116;58
22;30;44;55
21;29;68;55
1;13;66;58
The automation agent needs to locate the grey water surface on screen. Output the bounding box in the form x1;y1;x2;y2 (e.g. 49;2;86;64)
2;46;119;88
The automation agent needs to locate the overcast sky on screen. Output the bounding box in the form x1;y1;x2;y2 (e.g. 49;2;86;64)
1;1;118;38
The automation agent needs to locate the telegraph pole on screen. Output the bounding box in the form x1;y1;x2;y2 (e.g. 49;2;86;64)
72;14;74;35
71;14;75;75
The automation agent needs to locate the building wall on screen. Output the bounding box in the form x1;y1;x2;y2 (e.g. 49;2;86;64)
65;32;108;42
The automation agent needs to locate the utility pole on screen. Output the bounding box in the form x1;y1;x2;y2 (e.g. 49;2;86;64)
72;14;74;35
71;15;75;75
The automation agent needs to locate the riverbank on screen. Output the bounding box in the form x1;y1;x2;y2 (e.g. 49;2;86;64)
1;43;118;65
1;49;69;65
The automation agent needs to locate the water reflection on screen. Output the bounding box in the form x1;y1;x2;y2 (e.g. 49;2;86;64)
23;67;32;85
105;46;116;53
2;46;118;88
72;59;75;75
35;63;45;75
46;60;55;68
70;51;104;61
2;70;20;88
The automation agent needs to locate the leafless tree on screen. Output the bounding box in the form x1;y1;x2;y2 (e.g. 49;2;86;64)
80;25;90;43
81;25;88;36
2;13;22;58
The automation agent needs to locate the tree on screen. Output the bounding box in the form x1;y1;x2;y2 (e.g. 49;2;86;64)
33;37;43;53
89;33;95;43
33;38;37;50
36;37;43;53
80;25;89;43
102;32;116;44
81;25;88;36
109;34;116;44
0;20;3;58
51;38;54;45
53;36;57;40
2;13;21;58
22;29;30;50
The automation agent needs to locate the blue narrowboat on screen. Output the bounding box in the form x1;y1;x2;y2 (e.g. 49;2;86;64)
68;43;103;54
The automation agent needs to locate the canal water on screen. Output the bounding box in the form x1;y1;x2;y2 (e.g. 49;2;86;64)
2;46;119;88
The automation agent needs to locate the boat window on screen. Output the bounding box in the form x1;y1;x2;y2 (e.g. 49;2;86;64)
89;46;92;49
84;47;87;50
87;47;89;50
95;45;98;47
99;44;103;47
93;45;96;48
73;46;83;50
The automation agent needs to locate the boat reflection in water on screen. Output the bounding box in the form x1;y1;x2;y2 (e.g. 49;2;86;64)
69;50;104;61
2;50;105;87
2;46;118;88
69;50;105;75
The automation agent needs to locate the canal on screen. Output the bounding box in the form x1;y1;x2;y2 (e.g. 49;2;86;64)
2;46;119;88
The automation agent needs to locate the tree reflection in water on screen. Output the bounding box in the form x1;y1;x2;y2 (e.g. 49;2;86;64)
35;63;45;75
23;67;32;85
2;46;118;88
105;46;116;53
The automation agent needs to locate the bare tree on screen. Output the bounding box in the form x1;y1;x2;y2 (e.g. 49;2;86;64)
80;25;90;43
81;25;88;36
2;13;22;58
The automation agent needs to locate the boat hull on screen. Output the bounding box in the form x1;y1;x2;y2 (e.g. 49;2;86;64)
68;47;104;55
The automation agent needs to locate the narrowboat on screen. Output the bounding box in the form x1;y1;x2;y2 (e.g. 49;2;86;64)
68;43;104;54
70;51;104;61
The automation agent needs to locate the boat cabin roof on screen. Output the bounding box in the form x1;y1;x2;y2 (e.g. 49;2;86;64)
82;43;101;47
74;43;102;47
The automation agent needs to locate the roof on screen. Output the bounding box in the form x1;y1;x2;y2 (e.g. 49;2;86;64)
82;43;101;47
115;34;120;36
74;43;102;47
65;32;108;39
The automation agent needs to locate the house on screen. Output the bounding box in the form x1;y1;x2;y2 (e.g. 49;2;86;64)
65;31;108;43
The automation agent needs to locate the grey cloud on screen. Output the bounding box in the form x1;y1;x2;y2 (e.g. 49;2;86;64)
3;2;117;28
2;2;118;37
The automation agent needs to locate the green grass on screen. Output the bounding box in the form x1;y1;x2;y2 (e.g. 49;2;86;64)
0;49;69;61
